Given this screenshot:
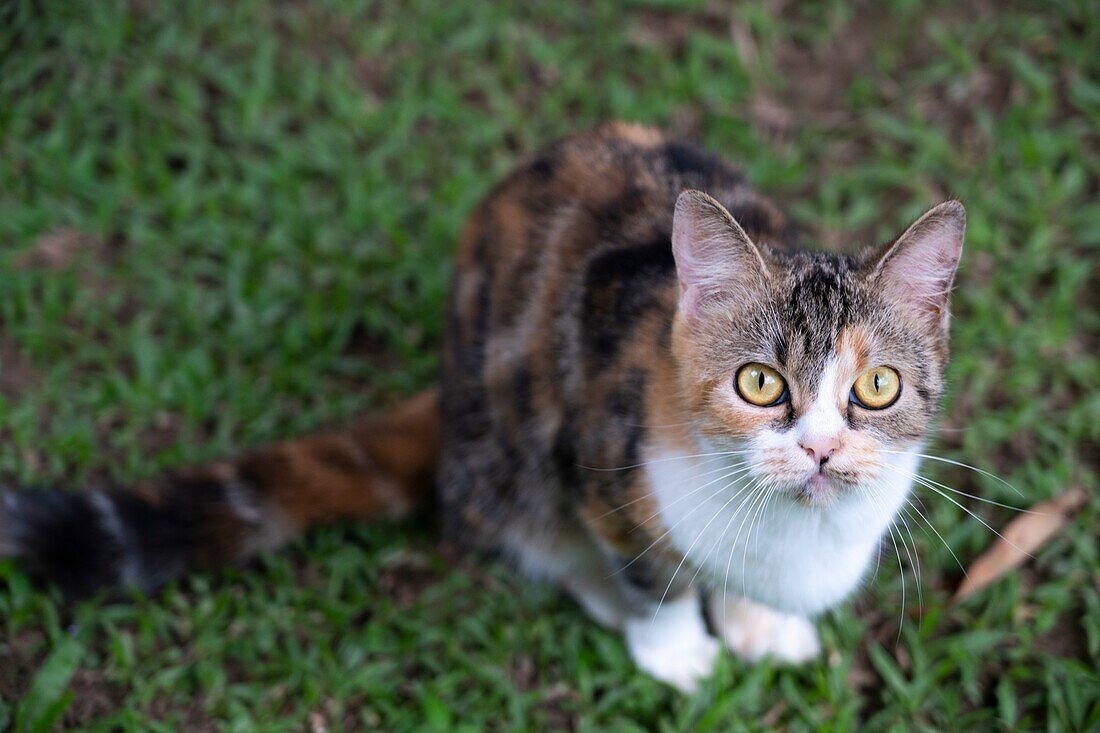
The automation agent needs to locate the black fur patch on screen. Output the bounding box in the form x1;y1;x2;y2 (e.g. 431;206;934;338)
529;154;556;179
662;141;731;182
9;490;120;597
109;488;198;588
781;256;861;377
552;404;581;492
605;368;648;467
512;366;533;421
5;472;261;597
581;242;676;368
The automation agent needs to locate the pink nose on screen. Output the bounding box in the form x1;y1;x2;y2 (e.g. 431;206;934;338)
800;436;840;466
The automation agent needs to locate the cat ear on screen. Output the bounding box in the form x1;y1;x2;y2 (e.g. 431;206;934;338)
871;200;966;331
672;190;770;318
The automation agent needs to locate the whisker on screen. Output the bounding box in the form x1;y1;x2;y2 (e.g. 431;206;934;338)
875;449;1023;497
688;479;763;591
612;473;756;578
590;457;753;521
885;465;1042;514
885;522;906;645
894;504;923;622
627;462;758;533
884;465;1035;559
862;481;918;636
741;479;774;591
898;502;930;544
858;482;893;585
722;481;767;603
869;519;884;584
577;450;750;473
732;482;771;599
730;479;778;602
650;478;761;624
903;495;968;578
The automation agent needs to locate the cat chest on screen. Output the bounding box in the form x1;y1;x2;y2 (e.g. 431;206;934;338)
643;452;886;615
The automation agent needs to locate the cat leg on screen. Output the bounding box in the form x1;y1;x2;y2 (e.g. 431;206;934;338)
505;523;635;629
559;563;633;629
507;523;719;691
538;536;720;691
562;557;721;691
709;594;820;663
579;505;721;691
622;592;720;693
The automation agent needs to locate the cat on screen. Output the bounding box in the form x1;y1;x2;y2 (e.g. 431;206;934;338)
0;123;965;692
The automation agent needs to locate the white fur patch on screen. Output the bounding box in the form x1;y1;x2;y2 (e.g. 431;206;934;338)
89;491;142;588
623;593;719;693
795;357;845;449
221;480;296;557
225;480;264;524
646;442;919;615
710;595;820;662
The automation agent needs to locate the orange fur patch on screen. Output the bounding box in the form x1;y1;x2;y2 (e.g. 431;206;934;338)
243;388;440;530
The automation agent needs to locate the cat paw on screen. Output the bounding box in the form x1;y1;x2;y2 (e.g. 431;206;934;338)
623;594;720;693
710;596;820;663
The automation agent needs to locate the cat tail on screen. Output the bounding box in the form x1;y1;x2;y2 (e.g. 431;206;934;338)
0;388;441;597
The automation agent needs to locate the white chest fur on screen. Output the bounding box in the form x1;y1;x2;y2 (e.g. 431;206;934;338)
645;445;919;616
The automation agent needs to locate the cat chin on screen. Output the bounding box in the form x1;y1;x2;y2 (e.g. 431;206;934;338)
784;472;867;508
787;477;841;508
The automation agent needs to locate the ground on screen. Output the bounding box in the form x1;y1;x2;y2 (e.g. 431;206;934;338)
0;0;1098;730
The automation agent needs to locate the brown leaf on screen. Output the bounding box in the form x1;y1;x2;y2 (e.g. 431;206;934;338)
953;488;1089;602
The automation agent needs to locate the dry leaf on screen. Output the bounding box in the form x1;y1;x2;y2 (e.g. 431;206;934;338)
953;488;1089;602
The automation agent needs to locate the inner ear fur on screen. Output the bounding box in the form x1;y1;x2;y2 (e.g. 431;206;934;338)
867;200;966;331
671;190;771;318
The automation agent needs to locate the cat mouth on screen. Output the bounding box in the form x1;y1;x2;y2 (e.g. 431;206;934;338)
792;471;846;506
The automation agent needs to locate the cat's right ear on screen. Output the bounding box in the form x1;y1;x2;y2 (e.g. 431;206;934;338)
672;190;770;319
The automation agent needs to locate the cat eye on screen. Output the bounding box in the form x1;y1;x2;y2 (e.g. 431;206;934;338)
851;366;901;409
735;363;788;407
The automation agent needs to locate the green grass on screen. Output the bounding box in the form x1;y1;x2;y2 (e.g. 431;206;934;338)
1;0;1098;730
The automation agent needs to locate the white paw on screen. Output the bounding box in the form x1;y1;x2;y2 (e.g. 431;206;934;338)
711;596;820;664
623;594;720;693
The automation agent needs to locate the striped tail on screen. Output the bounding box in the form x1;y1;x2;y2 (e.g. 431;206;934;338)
0;389;440;597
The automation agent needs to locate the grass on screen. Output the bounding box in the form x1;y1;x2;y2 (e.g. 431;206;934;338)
0;0;1097;730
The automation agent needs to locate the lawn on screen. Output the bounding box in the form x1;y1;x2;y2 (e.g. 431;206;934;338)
0;0;1097;730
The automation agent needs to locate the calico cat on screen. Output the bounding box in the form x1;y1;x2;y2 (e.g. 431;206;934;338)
0;123;964;691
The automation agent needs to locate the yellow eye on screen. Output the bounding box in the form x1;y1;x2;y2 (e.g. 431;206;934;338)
735;363;787;407
852;366;901;409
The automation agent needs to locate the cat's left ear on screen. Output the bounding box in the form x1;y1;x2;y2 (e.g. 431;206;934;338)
870;200;966;332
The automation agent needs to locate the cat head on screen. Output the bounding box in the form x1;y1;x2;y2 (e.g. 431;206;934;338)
670;190;965;506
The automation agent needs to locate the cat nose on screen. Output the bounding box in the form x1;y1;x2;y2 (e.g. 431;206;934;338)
799;436;840;466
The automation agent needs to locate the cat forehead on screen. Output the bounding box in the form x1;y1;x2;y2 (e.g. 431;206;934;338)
699;252;934;386
727;254;868;368
786;326;874;399
731;260;929;389
771;254;866;368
